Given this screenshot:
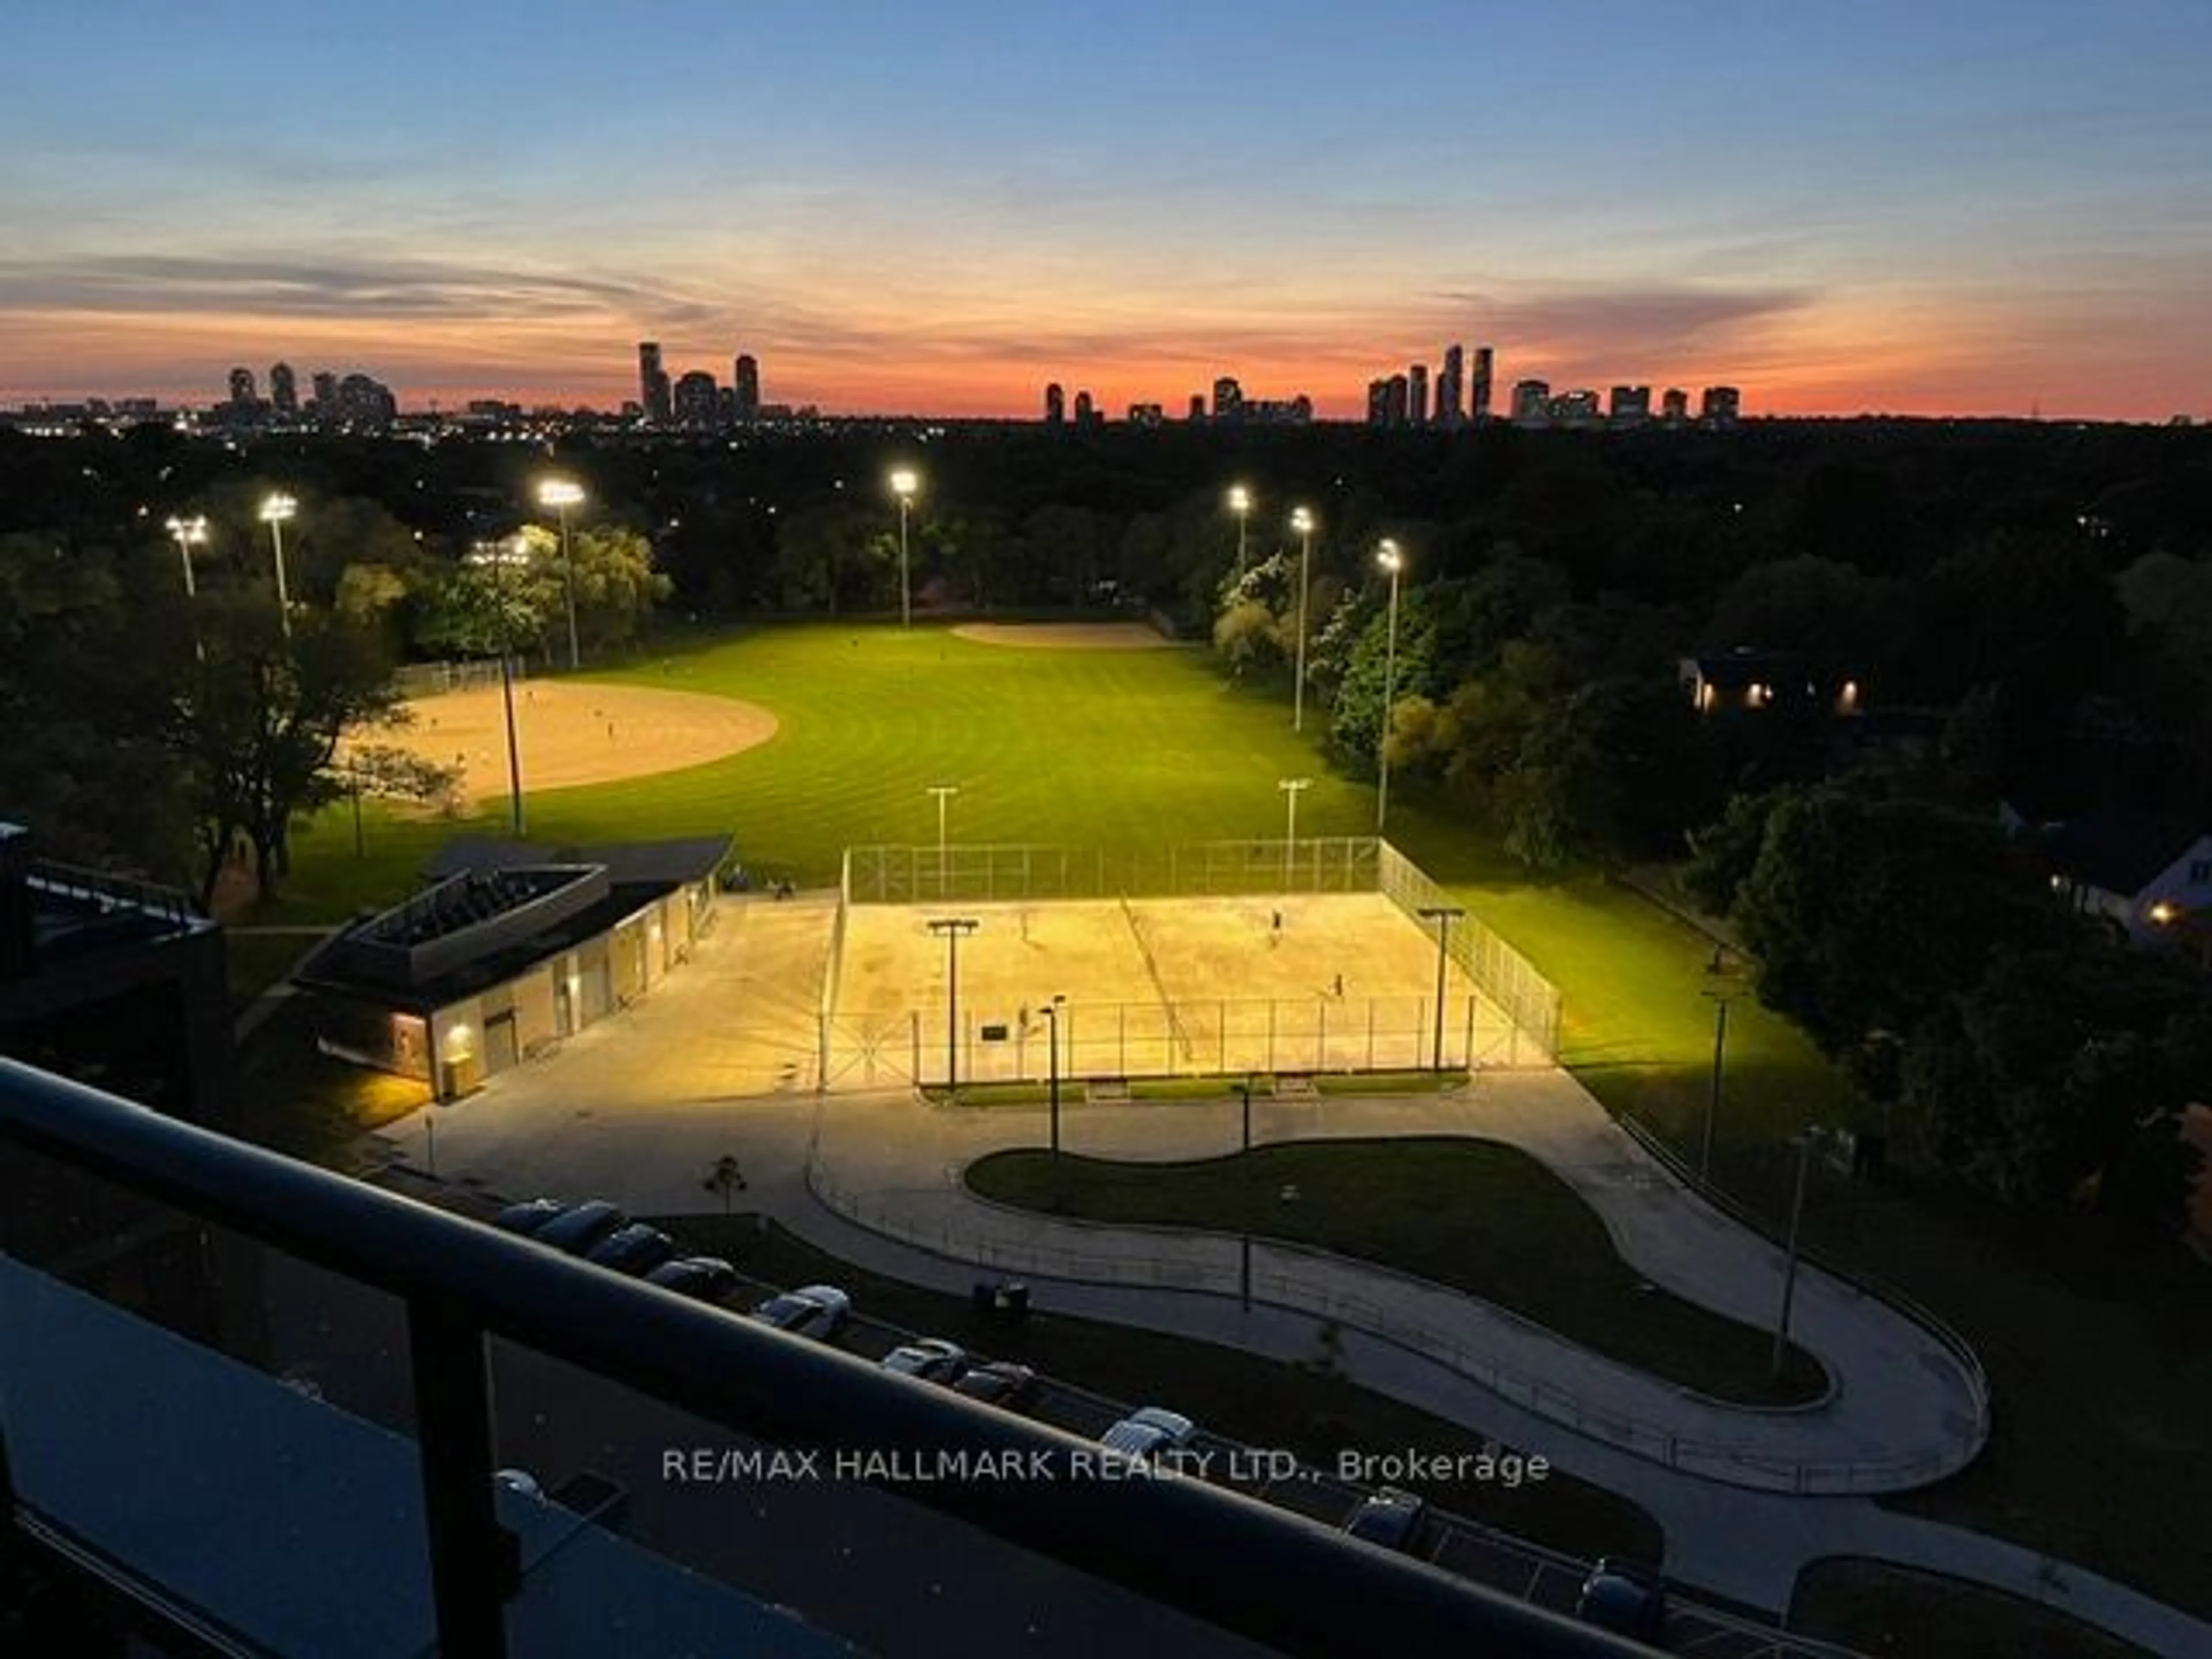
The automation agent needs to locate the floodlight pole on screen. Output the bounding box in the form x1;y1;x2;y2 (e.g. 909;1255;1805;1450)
1042;994;1066;1157
1290;509;1315;733
1417;906;1465;1071
928;918;979;1094
1278;777;1310;889
1375;541;1404;832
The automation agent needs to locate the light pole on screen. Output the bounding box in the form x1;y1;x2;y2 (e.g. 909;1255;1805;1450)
1289;507;1315;732
926;783;960;891
259;492;297;639
1375;539;1404;833
1417;904;1464;1071
1772;1130;1816;1387
1277;777;1311;889
165;514;207;599
1701;982;1743;1180
927;918;978;1094
1041;994;1066;1157
166;514;208;661
1226;484;1252;581
467;538;529;837
536;478;585;671
890;468;919;628
1236;1072;1255;1310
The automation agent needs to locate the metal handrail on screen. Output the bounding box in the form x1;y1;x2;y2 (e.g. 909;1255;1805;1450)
0;1058;1654;1658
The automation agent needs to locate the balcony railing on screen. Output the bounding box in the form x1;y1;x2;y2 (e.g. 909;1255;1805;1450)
0;1056;1656;1658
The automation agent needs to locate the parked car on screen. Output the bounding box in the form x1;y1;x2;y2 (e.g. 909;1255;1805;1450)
1100;1407;1195;1459
491;1197;566;1236
951;1361;1038;1410
1343;1487;1426;1554
533;1200;628;1255
645;1256;739;1301
880;1338;967;1382
750;1284;851;1339
585;1222;676;1275
1575;1558;1667;1641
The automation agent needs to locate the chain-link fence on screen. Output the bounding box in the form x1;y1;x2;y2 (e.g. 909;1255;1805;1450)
393;657;524;700
1376;843;1560;1059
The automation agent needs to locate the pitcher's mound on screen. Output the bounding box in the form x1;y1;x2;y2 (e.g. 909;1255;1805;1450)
952;622;1175;650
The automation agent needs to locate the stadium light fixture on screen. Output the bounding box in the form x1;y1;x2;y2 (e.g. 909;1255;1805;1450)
890;467;920;628
536;477;586;671
1226;484;1252;579
1376;539;1404;832
259;492;297;638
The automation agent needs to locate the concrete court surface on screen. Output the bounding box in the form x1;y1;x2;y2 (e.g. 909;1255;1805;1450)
830;893;1516;1084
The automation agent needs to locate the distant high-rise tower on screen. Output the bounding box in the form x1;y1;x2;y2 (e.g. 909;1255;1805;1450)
1510;379;1551;425
1187;393;1207;422
1073;389;1096;426
311;370;338;414
268;362;298;416
228;366;257;408
733;354;760;421
1407;363;1429;427
1044;382;1066;425
1437;345;1464;428
1661;387;1690;423
1608;385;1651;424
1366;378;1392;426
1471;347;1495;422
673;370;719;427
1212;377;1243;422
1382;374;1410;427
1700;385;1741;425
638;342;671;423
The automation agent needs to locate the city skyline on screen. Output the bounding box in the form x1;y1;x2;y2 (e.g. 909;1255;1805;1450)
3;3;2210;421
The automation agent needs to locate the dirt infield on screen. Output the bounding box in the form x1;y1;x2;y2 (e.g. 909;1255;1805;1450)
950;622;1175;650
347;680;776;808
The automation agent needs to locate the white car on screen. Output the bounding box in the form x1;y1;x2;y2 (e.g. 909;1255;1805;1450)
879;1338;968;1382
1100;1406;1195;1460
749;1283;852;1340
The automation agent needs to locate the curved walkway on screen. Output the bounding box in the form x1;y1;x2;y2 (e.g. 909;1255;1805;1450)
804;1075;1984;1495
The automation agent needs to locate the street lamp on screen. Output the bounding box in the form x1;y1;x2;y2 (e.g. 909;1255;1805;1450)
1417;904;1465;1071
1701;980;1744;1180
927;917;978;1094
926;783;960;896
1375;539;1404;833
890;467;919;628
1226;484;1252;581
1236;1073;1256;1310
536;477;585;671
1289;507;1315;732
165;514;208;600
1040;994;1066;1157
259;493;297;638
1772;1128;1819;1387
1277;777;1311;889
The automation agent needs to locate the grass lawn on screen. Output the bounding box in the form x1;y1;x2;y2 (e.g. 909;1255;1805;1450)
660;1213;1663;1563
966;1139;1826;1406
274;623;1387;920
1790;1558;2154;1658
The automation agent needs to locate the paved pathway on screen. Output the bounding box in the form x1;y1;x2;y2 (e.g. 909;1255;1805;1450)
340;920;2206;1650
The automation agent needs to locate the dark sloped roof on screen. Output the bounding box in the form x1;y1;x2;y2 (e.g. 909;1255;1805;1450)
423;835;731;887
2043;812;2201;897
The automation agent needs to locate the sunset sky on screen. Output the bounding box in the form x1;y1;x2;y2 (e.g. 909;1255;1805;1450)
3;1;2208;420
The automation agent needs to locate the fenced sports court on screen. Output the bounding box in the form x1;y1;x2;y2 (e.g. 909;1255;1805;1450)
819;839;1560;1090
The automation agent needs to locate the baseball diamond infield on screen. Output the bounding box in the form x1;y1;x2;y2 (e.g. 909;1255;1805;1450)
824;894;1520;1090
346;679;778;810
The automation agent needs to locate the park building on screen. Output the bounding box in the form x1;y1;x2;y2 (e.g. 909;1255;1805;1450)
294;834;732;1101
